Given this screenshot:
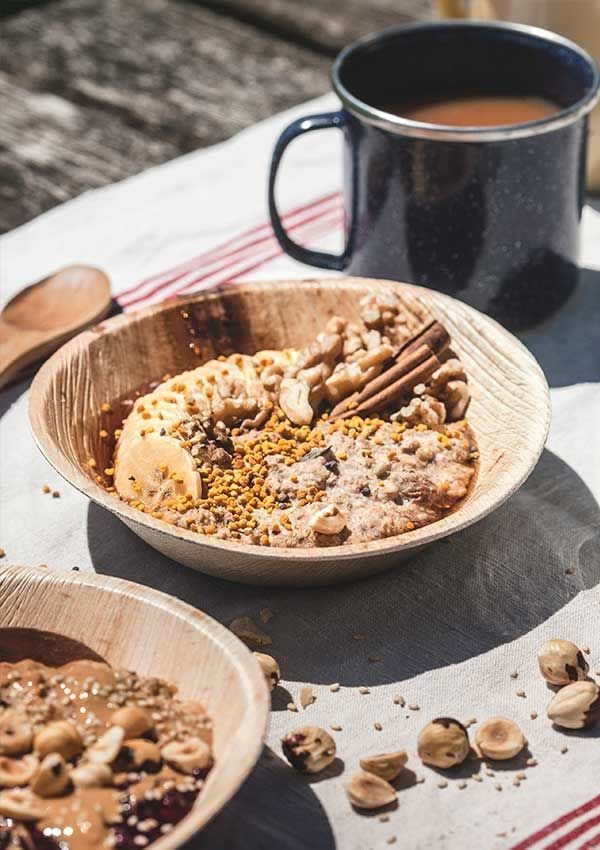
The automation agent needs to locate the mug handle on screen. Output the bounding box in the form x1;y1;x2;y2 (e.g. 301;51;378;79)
268;112;346;271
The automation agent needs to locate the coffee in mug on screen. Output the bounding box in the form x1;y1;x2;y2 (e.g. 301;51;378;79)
268;22;599;328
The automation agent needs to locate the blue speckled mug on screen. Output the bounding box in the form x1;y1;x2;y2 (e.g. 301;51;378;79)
268;22;599;328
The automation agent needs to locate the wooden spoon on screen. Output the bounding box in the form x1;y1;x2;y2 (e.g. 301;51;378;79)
0;265;112;390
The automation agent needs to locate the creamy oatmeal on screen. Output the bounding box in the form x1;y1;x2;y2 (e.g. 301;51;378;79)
0;659;212;850
106;292;478;546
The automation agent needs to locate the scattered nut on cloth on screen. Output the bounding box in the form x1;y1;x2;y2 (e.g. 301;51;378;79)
0;93;599;850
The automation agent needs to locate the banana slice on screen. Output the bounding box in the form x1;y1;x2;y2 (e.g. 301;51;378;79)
114;349;297;509
0;788;47;821
0;754;38;788
161;738;212;774
114;434;202;508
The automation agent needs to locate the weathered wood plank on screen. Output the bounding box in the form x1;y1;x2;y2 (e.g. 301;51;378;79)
0;0;330;233
194;0;433;54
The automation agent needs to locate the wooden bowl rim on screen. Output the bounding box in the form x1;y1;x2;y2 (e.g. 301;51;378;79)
28;278;551;565
0;564;270;848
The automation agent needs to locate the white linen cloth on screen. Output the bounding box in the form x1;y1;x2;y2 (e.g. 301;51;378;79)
1;94;599;850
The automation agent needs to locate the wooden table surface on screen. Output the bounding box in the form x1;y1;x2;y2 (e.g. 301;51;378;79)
0;0;431;234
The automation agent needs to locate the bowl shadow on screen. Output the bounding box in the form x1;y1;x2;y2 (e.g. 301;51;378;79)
88;447;599;690
188;749;336;850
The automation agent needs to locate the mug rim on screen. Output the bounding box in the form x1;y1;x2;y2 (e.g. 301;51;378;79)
332;19;600;143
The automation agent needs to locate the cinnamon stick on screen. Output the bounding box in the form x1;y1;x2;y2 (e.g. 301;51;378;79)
330;343;433;420
336;353;440;420
395;320;450;359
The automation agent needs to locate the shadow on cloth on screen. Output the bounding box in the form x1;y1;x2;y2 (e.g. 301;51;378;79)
187;750;336;850
518;264;600;387
88;447;599;687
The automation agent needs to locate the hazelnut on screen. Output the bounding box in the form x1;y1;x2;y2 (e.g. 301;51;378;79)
474;717;526;760
118;739;161;773
34;721;82;761
70;763;113;789
30;753;70;798
359;750;408;782
85;726;124;764
0;788;47;821
0;754;39;788
417;718;470;768
537;638;589;685
253;652;280;691
0;712;33;756
281;726;336;774
309;504;346;535
161;738;212;774
345;769;396;810
547;680;600;729
110;706;153;739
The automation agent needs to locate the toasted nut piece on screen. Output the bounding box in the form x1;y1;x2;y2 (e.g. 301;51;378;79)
85;726;124;764
253;652;281;691
547;680;600;729
417;718;470;768
70;763;113;789
229;616;272;647
0;712;33;756
444;380;470;420
281;726;336;774
119;739;162;772
0;754;39;787
111;706;153;739
279;378;314;425
34;721;82;761
537;638;589;685
345;769;397;810
30;753;70;798
474;717;526;760
359;750;408;782
309;504;346;535
0;788;47;821
161;738;212;774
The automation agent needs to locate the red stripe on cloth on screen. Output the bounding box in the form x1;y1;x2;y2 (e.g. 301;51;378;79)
118;191;341;305
177;211;344;296
120;201;342;309
122;210;343;311
579;830;600;849
542;815;600;850
510;796;600;850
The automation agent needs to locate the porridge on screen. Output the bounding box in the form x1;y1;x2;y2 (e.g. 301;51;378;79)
108;292;478;547
0;659;212;850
